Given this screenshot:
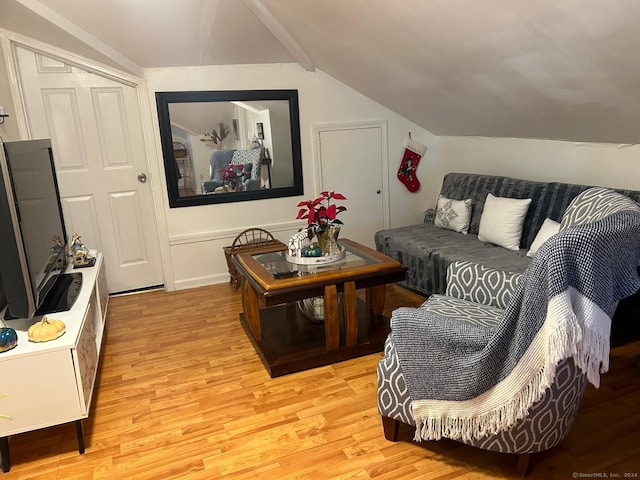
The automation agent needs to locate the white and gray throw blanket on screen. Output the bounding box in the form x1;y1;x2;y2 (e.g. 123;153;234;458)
391;210;640;443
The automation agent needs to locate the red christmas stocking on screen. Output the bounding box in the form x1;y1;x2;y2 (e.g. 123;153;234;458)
397;137;427;192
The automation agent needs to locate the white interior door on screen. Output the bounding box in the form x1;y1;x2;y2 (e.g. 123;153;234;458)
316;122;389;248
15;46;164;293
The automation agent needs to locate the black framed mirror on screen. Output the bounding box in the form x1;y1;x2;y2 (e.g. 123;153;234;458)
156;89;304;208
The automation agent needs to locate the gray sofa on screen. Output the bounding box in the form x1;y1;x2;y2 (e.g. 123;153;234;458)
376;172;640;294
375;172;640;343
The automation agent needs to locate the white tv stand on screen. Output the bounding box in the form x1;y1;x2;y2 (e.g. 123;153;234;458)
0;253;107;473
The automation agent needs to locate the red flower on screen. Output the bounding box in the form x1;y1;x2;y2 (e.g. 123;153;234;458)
296;191;347;227
221;164;244;182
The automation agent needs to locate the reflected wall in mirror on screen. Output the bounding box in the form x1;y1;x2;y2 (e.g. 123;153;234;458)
156;90;303;208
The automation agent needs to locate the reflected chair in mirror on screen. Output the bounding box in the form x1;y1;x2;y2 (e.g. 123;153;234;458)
231;148;262;191
202;149;234;193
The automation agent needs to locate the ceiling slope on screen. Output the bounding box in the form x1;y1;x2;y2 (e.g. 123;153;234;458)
263;0;640;144
3;0;640;144
0;0;129;72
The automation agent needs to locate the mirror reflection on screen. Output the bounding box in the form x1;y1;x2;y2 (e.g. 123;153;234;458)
156;90;303;208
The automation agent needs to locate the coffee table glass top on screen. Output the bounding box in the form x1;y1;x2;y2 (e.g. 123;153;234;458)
253;240;380;278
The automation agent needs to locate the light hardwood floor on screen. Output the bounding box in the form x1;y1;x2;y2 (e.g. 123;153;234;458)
3;283;639;479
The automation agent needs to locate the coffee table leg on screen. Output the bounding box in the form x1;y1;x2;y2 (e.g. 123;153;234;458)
343;281;358;346
366;284;386;316
242;278;262;341
324;284;340;349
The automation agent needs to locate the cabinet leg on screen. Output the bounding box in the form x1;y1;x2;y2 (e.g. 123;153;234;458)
0;436;10;473
76;420;85;454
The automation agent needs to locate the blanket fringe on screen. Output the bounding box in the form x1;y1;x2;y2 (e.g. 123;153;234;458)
547;310;581;373
548;292;610;387
573;328;610;387
413;363;553;443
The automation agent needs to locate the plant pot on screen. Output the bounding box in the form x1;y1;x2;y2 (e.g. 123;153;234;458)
316;224;341;255
224;180;239;192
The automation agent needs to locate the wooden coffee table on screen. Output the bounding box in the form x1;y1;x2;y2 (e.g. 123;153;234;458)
232;238;407;376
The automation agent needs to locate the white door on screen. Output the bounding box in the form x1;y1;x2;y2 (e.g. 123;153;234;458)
15;46;164;293
316;122;389;248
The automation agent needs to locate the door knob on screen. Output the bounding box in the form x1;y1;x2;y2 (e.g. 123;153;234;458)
376;189;381;194
137;173;147;183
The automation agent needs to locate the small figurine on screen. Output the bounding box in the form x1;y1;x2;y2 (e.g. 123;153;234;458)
288;229;311;257
70;233;95;268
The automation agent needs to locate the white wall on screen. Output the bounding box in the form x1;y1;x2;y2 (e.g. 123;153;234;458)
145;64;436;289
421;136;640;213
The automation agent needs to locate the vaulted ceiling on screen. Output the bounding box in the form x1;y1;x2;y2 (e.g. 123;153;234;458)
2;0;640;144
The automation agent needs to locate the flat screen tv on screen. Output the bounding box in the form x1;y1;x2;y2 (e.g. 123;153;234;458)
0;139;77;320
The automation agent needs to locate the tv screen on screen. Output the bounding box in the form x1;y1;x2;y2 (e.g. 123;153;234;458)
0;139;68;319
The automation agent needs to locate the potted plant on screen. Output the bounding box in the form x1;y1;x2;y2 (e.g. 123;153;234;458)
221;164;245;192
296;191;347;255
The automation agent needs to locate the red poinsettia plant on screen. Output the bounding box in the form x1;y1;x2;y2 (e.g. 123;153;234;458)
221;164;246;182
296;191;347;229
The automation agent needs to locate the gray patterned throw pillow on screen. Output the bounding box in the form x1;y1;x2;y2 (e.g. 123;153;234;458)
434;196;472;234
560;187;640;230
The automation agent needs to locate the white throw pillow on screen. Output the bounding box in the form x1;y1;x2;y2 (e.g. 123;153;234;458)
478;193;532;251
526;218;560;257
434;196;472;234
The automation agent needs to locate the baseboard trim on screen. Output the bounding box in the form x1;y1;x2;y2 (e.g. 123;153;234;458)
168;221;300;246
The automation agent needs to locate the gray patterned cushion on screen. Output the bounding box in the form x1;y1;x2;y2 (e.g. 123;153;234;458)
445;261;522;310
560;187;640;230
420;294;503;327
